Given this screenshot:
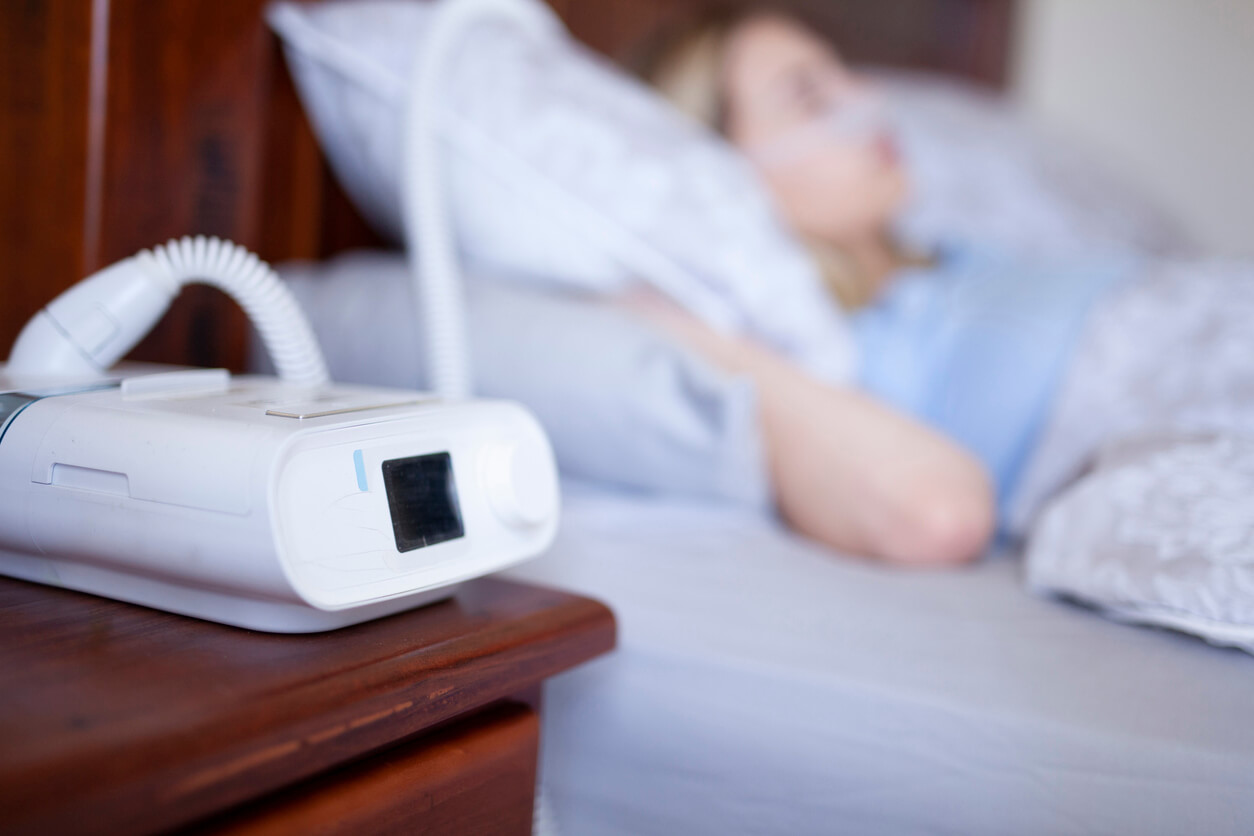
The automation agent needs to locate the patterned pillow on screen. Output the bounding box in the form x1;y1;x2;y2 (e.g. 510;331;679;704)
1027;434;1254;654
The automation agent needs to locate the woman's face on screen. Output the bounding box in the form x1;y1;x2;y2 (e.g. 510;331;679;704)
723;14;908;245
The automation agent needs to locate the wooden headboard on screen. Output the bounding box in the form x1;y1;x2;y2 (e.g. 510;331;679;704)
0;0;1014;372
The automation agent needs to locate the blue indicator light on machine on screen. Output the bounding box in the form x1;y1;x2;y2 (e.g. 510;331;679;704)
353;449;367;491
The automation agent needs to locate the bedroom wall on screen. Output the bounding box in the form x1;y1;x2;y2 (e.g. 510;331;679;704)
1012;0;1254;257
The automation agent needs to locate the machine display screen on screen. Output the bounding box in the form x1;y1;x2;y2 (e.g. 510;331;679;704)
381;452;465;553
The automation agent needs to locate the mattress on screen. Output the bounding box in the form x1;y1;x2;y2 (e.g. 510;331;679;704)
506;483;1254;836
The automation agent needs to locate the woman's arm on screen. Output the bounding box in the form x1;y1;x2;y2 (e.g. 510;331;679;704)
631;300;995;566
747;347;995;565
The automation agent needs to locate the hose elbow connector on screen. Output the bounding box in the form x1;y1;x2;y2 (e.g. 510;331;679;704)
7;256;177;379
6;236;329;387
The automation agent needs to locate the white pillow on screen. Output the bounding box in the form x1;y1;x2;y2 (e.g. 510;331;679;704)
265;0;856;383
877;71;1193;257
256;251;772;509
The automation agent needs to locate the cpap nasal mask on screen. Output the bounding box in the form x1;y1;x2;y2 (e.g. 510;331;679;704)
747;89;892;170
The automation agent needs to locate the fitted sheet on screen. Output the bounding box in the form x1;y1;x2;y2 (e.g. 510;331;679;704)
506;483;1254;836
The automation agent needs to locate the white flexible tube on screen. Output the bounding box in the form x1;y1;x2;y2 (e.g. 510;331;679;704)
140;236;329;386
6;235;329;387
401;0;559;399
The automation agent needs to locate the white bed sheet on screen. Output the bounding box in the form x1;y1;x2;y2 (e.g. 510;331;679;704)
506;483;1254;836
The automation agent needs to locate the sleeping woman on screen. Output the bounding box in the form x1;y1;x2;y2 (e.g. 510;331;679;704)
624;9;1254;567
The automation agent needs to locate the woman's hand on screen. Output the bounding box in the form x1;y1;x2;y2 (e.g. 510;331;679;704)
623;293;995;566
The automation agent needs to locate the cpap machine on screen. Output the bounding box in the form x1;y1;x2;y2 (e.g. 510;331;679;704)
0;0;558;632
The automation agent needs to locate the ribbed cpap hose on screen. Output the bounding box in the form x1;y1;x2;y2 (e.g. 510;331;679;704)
139;236;329;386
6;235;329;387
402;0;559;399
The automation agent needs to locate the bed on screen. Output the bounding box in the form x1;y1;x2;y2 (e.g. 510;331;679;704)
509;482;1254;834
6;1;1253;834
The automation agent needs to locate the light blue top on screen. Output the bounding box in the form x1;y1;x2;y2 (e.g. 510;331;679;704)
851;244;1136;520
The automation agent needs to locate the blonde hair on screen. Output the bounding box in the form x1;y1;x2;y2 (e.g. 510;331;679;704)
628;8;741;132
629;7;891;310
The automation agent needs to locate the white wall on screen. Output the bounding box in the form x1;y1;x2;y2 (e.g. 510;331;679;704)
1013;0;1254;256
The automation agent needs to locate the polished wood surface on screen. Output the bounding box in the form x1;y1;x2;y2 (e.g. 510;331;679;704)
0;576;614;836
0;0;1015;373
192;702;539;836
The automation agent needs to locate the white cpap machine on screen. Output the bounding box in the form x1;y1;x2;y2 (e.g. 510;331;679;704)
0;356;558;634
0;0;560;632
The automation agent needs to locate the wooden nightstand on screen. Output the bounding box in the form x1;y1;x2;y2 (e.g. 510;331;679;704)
0;575;614;835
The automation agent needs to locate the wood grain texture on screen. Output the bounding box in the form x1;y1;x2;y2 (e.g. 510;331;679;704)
798;0;1015;89
0;0;94;363
550;0;1015;86
96;0;273;371
0;576;614;836
189;702;539;836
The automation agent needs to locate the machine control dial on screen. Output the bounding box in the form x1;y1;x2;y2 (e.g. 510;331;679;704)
480;441;557;528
